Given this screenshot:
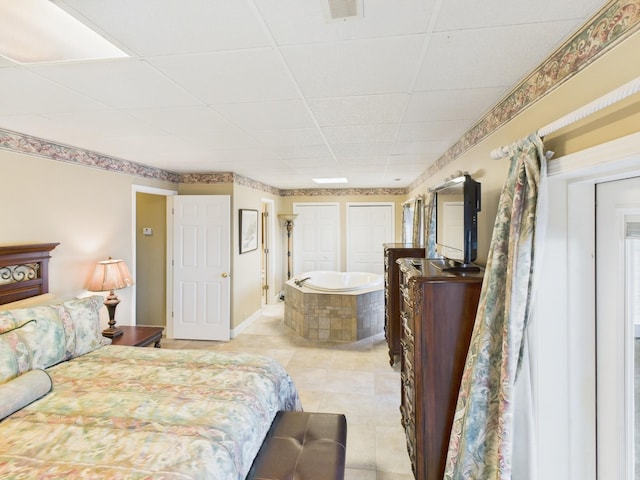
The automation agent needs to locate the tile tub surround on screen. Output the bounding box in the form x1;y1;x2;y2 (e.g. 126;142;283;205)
284;281;384;342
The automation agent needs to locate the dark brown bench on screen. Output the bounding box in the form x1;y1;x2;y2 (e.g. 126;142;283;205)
246;411;347;480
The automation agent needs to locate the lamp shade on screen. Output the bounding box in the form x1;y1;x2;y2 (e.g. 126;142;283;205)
278;213;298;223
86;258;134;292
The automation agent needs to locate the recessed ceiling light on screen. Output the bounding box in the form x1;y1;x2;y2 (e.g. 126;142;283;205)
312;177;348;184
0;0;128;64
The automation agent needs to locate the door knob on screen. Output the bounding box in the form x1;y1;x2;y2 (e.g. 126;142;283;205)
221;272;229;278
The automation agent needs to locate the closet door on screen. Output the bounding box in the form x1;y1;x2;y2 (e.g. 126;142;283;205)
346;203;394;274
293;203;339;274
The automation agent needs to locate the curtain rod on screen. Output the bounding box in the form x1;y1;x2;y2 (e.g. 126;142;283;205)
490;76;640;159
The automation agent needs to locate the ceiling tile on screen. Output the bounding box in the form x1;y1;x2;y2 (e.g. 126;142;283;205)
0;114;78;142
41;110;164;137
281;35;425;98
322;124;398;144
126;106;257;147
332;142;395;157
273;144;334;159
414;22;584;91
308;94;409;126
0;68;105;114
397;120;470;143
80;135;195;156
434;0;605;31
254;0;435;45
404;87;507;122
148;48;300;104
201;148;281;164
59;0;270;55
391;140;452;155
336;156;389;167
252;127;326;148
212;100;316;131
29;59;199;109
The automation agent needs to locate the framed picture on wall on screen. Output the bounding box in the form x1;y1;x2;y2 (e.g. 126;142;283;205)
239;209;259;254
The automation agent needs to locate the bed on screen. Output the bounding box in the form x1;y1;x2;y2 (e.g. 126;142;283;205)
0;243;301;480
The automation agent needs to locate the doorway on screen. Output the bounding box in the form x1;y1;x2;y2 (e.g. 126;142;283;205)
533;135;640;479
596;176;640;479
132;185;177;329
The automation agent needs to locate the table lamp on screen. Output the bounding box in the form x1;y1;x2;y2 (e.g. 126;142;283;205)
87;257;134;338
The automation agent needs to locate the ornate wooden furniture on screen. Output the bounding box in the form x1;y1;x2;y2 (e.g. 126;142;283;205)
383;243;424;365
109;325;164;347
397;258;483;480
0;243;59;305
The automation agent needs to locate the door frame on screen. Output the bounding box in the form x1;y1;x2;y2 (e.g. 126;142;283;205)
536;132;640;479
131;184;177;330
261;198;277;304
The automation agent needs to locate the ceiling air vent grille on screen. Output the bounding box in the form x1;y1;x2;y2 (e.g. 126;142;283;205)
323;0;363;22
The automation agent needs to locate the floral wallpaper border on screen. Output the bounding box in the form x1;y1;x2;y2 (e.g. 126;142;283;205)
0;128;181;183
280;187;407;197
1;0;638;197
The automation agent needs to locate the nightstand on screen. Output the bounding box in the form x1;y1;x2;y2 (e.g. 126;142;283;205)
108;325;164;348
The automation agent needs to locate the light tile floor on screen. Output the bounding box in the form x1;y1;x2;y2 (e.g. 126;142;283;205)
162;303;413;480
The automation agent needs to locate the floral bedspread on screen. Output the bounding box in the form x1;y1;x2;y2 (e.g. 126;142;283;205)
0;346;301;479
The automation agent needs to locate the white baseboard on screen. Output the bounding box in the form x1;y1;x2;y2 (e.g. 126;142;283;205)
231;309;262;338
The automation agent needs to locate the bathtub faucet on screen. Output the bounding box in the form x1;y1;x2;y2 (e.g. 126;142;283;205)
294;276;311;287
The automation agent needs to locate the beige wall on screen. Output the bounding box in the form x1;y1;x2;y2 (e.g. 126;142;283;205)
0;149;176;329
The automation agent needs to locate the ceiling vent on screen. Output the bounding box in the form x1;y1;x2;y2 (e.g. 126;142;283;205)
323;0;363;22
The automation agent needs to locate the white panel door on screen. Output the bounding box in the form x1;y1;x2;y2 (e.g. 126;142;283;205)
172;195;230;340
596;175;640;479
293;203;339;275
347;203;394;274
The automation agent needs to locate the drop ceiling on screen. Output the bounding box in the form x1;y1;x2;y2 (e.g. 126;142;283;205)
0;0;606;189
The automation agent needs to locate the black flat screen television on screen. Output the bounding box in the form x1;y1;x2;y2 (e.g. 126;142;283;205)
432;174;481;271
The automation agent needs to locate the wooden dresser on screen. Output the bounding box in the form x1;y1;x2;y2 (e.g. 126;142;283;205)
383;244;425;366
397;258;483;480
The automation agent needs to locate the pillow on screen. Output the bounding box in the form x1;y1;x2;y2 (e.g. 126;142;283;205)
0;296;104;382
58;296;104;357
0;305;68;367
0;321;38;384
0;369;52;420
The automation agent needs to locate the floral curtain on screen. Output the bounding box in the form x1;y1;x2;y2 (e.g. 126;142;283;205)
444;133;548;480
423;190;437;257
412;195;423;245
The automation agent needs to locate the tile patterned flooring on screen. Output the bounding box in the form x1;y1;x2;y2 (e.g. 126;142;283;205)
162;303;414;480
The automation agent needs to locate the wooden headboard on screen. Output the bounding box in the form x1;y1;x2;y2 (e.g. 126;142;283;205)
0;243;59;305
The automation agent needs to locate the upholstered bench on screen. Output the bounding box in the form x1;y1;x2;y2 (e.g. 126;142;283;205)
246;411;347;480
